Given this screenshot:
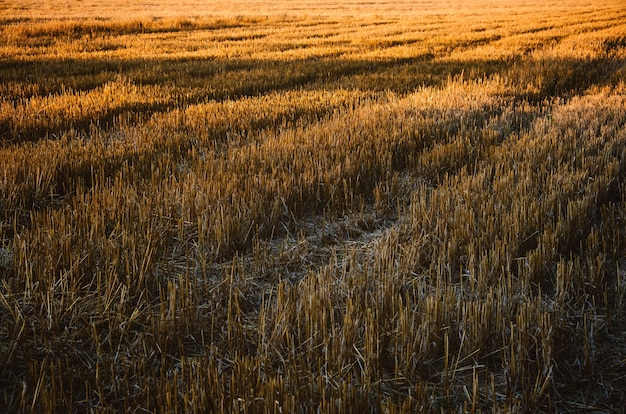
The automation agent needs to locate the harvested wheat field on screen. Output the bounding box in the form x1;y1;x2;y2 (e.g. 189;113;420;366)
1;0;626;412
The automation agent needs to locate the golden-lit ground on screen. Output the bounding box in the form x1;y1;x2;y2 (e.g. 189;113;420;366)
1;1;626;412
0;0;458;18
0;0;621;18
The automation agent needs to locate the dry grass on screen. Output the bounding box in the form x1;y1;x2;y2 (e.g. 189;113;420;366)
1;0;626;412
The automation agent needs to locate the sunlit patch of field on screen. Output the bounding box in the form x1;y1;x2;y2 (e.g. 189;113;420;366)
1;0;626;412
3;0;611;19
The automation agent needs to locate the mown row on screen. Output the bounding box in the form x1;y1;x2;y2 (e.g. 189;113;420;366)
1;2;626;412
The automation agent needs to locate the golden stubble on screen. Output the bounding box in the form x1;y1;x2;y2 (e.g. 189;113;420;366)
1;1;626;412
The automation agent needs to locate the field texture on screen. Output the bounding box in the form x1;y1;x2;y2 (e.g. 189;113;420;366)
1;0;626;412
